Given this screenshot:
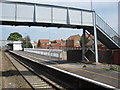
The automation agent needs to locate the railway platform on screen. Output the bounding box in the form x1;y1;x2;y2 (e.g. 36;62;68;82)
12;51;120;89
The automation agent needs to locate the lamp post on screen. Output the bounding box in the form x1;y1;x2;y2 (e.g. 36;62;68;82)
91;0;93;10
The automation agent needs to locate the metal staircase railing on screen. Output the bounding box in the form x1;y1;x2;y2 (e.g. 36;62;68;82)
96;14;120;46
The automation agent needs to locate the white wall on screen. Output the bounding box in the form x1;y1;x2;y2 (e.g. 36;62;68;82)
24;48;63;59
31;41;35;48
13;41;22;50
8;41;35;50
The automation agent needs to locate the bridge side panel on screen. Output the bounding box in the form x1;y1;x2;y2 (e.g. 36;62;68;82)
82;11;93;26
0;3;2;20
36;6;51;23
1;3;15;21
53;8;67;24
69;9;81;25
16;4;34;22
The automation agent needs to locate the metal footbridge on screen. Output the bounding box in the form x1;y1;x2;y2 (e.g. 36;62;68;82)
0;1;120;63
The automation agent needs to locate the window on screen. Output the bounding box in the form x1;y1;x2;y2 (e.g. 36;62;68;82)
76;40;79;43
41;43;45;45
47;43;49;45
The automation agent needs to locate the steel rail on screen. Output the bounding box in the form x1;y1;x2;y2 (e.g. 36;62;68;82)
5;51;63;90
7;50;118;89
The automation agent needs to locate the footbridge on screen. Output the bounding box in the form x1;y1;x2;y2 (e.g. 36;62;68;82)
0;1;120;63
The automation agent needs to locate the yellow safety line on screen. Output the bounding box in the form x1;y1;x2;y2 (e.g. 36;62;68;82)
21;53;120;81
27;54;58;64
27;55;49;61
60;64;120;80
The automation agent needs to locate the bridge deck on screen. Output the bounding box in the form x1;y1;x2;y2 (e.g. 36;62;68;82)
1;1;119;49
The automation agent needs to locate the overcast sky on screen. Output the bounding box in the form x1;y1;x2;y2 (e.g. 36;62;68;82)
0;0;119;42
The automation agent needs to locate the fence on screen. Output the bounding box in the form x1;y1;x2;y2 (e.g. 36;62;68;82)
24;48;63;59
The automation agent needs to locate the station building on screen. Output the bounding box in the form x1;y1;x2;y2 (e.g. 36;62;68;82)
7;41;22;50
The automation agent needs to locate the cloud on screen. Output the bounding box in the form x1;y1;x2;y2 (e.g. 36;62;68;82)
93;2;118;32
5;0;120;3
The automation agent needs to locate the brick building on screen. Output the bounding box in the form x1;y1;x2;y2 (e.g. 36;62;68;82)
50;40;62;49
66;34;81;47
85;34;107;49
37;39;50;49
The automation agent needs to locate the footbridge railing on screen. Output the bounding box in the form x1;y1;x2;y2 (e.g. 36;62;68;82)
96;14;120;46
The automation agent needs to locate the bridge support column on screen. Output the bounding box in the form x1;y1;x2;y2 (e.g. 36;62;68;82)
82;29;89;62
93;12;99;63
82;29;85;61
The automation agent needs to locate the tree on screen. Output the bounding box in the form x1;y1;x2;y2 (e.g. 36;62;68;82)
61;39;65;43
79;35;90;47
7;32;22;41
22;36;33;48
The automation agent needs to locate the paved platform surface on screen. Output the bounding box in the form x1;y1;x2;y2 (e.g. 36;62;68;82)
13;51;120;89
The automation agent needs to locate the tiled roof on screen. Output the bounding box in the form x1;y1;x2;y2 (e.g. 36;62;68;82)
51;40;62;43
38;39;50;43
67;34;80;40
55;40;62;43
61;42;66;46
112;35;120;40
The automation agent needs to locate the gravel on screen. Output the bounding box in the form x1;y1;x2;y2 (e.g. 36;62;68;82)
1;50;31;89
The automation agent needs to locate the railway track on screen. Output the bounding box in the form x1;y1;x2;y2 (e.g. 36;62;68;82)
6;50;118;90
5;51;63;90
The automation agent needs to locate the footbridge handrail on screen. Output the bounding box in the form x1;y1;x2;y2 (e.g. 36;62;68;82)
96;14;120;46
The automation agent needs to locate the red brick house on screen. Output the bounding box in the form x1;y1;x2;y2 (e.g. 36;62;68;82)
66;34;106;50
66;34;81;47
37;39;50;49
85;34;107;50
50;40;62;49
112;35;120;44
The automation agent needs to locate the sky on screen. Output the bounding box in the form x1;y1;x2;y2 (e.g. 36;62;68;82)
0;0;119;42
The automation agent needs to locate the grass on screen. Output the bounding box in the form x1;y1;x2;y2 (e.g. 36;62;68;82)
75;62;83;65
75;62;87;68
103;66;120;72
